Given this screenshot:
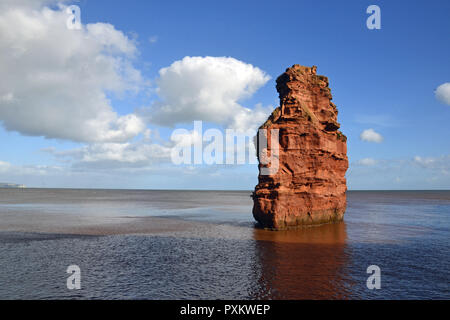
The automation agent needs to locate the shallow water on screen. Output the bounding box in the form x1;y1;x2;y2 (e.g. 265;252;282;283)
0;189;448;299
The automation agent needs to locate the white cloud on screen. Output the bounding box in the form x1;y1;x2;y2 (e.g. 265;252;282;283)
413;155;450;174
355;158;378;166
435;83;450;105
0;160;11;173
170;130;203;148
360;128;383;143
413;156;435;167
46;141;172;169
0;159;63;176
231;103;274;133
348;155;450;190
145;56;272;131
0;4;286;186
0;1;146;142
0;0;69;9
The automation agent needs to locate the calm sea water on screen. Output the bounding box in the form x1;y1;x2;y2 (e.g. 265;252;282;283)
0;189;448;299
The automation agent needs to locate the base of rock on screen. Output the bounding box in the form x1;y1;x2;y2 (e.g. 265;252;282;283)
252;191;346;230
253;209;345;231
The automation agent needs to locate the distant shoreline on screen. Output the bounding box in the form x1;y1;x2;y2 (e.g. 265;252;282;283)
0;183;26;189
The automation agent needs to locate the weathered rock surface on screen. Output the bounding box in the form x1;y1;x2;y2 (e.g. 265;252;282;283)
252;65;348;230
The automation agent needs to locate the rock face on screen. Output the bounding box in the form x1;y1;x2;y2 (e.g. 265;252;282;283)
252;65;348;230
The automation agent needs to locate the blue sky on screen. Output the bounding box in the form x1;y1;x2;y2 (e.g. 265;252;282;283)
0;0;449;190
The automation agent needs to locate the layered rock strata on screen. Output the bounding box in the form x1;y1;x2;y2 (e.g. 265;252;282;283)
252;65;348;230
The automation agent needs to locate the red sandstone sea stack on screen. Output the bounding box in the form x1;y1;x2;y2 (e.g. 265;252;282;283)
252;65;348;230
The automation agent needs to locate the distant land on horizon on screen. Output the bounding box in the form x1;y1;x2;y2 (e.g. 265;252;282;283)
0;183;26;189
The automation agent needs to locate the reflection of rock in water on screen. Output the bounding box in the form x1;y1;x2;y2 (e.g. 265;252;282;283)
251;222;352;299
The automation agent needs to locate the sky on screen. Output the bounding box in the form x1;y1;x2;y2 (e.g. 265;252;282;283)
0;0;449;190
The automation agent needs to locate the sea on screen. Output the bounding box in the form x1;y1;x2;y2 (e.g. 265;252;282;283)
0;189;448;299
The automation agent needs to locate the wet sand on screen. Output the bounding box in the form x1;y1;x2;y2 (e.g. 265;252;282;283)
0;213;199;236
0;208;347;245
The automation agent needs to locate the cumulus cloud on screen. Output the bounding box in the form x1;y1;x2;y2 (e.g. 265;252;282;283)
170;129;203;148
145;56;272;131
0;1;146;142
360;128;383;143
0;3;278;184
231;103;274;133
0;0;68;9
435;83;450;105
